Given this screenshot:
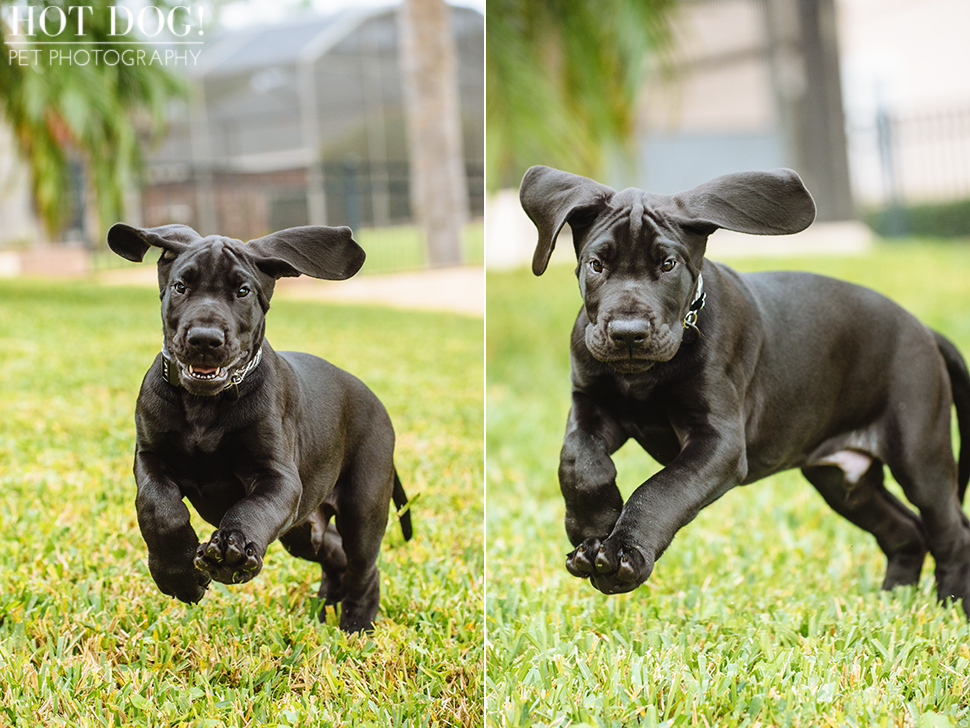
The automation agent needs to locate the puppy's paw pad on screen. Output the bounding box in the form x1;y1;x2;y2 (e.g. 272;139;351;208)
194;530;263;585
594;544;612;573
566;538;602;578
587;541;653;594
616;551;636;581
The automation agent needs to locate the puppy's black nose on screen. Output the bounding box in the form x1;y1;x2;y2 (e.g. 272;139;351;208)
607;319;650;348
187;326;226;351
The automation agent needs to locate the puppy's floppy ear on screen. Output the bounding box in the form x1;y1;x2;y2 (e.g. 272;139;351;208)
247;226;365;281
107;223;203;262
667;168;816;236
519;165;615;276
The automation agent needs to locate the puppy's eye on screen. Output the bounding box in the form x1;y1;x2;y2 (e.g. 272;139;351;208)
236;285;251;298
589;259;604;274
172;281;186;295
661;259;676;272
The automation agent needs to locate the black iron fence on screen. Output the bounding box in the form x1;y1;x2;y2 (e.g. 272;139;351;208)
264;160;485;233
847;105;970;237
124;160;484;273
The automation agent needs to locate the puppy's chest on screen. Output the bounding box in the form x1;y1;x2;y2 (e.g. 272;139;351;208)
613;376;659;401
595;377;681;450
165;431;254;507
169;423;259;481
176;401;238;454
182;420;225;454
165;416;251;485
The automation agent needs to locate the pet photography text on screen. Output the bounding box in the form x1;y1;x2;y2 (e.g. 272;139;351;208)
2;3;205;66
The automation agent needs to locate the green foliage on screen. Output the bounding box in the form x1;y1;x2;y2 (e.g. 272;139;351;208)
486;241;970;727
867;201;970;240
0;1;185;238
485;0;674;189
0;280;484;726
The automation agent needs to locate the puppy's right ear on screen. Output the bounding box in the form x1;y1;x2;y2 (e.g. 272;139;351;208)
519;165;614;275
107;223;203;262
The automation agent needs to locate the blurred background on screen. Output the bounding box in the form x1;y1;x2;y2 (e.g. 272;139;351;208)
0;0;484;277
486;0;970;266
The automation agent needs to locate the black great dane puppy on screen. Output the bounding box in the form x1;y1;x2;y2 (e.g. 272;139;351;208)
108;222;412;632
520;165;970;613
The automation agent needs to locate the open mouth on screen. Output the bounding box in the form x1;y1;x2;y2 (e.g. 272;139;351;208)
173;353;244;388
161;343;262;395
185;363;229;382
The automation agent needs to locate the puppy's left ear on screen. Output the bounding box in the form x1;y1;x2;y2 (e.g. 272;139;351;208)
247;226;365;280
667;168;816;236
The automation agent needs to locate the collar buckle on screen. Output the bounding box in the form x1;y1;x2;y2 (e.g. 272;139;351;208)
682;272;707;337
160;349;182;387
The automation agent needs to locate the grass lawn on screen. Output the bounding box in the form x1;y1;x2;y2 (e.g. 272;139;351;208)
0;279;484;727
356;221;485;272
486;240;970;727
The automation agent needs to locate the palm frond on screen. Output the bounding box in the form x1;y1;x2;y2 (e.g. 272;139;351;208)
486;0;675;189
0;0;186;240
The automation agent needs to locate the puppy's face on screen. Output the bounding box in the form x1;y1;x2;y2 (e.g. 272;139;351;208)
519;165;817;375
574;190;704;373
158;238;271;396
108;221;365;396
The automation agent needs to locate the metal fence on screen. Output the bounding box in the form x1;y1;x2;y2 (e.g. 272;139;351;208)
133;160;484;273
847;105;970;236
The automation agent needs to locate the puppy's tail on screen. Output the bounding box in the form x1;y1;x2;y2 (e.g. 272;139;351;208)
936;331;970;501
392;470;414;541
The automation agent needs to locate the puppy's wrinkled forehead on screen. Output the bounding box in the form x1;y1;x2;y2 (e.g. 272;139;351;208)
168;238;250;278
161;236;275;306
591;188;672;245
618;189;648;241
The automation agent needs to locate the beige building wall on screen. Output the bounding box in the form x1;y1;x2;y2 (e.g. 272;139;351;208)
0;115;43;249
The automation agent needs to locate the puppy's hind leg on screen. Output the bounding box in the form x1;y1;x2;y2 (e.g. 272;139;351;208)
330;441;401;633
802;455;926;590
279;503;347;618
284;433;398;632
887;444;970;612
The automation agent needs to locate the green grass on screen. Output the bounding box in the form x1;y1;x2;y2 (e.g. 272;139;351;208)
343;221;484;273
486;240;970;728
0;280;484;727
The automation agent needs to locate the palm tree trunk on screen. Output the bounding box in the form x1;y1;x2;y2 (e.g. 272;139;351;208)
398;0;468;267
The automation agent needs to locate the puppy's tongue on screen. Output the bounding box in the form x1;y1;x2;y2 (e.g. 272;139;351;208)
190;365;220;375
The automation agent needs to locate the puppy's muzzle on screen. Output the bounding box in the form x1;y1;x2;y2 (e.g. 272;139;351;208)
607;318;651;350
172;325;238;390
587;312;683;372
183;325;231;372
186;326;226;354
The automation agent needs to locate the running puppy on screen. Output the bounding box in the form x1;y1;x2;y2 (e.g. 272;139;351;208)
520;165;970;612
109;222;412;632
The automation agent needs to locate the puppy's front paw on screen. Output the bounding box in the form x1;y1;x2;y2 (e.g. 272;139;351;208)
566;537;653;594
194;529;263;584
566;537;605;578
149;555;211;604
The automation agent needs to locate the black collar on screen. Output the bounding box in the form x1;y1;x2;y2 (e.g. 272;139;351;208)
682;272;707;338
160;345;263;399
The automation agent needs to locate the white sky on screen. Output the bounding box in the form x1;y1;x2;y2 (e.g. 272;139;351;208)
218;0;484;29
